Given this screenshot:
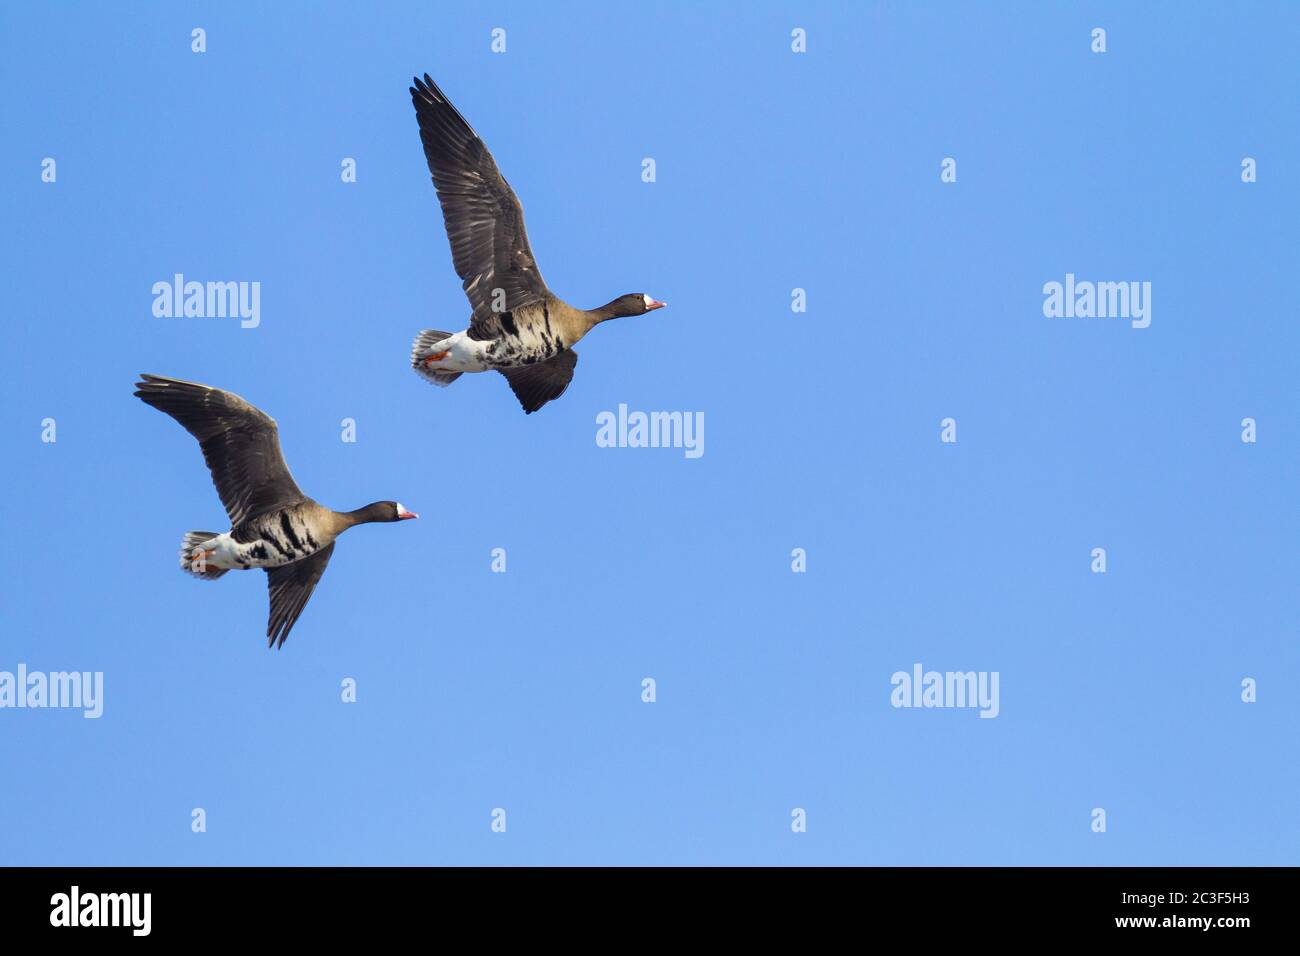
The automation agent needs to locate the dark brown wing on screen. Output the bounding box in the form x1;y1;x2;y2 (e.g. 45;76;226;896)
134;374;307;525
265;544;334;649
410;73;549;330
498;349;578;414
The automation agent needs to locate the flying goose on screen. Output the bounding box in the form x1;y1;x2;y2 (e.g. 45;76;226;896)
407;73;667;414
134;375;417;648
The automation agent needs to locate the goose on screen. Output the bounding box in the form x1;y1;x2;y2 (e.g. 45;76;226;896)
407;73;667;414
134;375;418;649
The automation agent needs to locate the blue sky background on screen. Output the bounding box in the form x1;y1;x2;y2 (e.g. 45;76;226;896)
1;1;1297;865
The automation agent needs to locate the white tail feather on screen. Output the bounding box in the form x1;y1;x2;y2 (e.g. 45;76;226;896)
179;531;227;579
411;329;463;387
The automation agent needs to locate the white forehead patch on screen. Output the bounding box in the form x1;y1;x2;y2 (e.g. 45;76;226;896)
642;294;654;308
395;502;407;515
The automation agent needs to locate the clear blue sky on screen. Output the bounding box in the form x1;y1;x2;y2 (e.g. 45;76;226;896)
1;2;1297;866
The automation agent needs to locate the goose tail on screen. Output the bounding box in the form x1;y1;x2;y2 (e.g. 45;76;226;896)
411;330;464;387
179;531;228;580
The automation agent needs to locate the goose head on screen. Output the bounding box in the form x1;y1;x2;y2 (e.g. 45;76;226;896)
597;293;667;321
348;501;419;524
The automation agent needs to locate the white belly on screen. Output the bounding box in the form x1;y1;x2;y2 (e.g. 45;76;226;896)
202;532;296;570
